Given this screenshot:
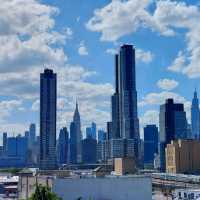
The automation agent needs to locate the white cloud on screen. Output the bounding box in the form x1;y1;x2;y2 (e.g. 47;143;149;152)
140;110;159;127
106;48;117;55
86;0;150;41
63;27;73;39
87;0;200;79
157;79;179;91
0;99;23;122
106;47;153;63
136;49;154;63
168;51;186;72
78;41;89;56
0;0;113;135
139;91;186;107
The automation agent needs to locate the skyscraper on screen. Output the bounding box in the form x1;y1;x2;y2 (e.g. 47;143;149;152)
111;54;120;139
91;122;97;139
29;123;36;148
144;125;158;168
111;45;140;159
3;132;7;154
82;137;97;164
40;69;57;170
191;89;200;139
86;122;96;139
57;127;69;165
159;99;187;171
70;102;82;164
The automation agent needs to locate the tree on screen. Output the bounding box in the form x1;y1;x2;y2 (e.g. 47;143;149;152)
28;184;62;200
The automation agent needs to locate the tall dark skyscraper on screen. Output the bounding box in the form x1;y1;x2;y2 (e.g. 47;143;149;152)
111;54;121;139
57;127;69;165
191;89;200;139
82;137;97;164
111;45;140;159
70;102;82;164
40;69;57;170
144;125;158;168
159;99;187;171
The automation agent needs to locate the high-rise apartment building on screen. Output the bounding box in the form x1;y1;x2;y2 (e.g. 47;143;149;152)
40;69;57;170
111;45;140;160
191;89;200;139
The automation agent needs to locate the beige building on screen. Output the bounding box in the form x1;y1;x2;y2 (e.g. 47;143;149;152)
114;157;136;175
165;139;200;174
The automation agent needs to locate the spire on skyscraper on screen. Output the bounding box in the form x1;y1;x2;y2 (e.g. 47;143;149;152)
191;89;200;139
194;88;198;99
73;100;80;122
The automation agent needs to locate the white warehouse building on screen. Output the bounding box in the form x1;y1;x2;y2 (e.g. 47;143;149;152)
53;175;152;200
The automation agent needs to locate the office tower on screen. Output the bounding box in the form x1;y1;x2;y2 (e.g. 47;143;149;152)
57;127;69;165
111;45;140;160
111;54;121;139
144;125;158;168
7;135;28;158
159;99;187;171
98;130;107;142
107;122;112;140
70;102;82;164
40;69;57;170
191;89;200;139
86;127;92;139
86;122;97;139
29;124;36;148
91;122;97;139
82;137;97;164
3;132;7;154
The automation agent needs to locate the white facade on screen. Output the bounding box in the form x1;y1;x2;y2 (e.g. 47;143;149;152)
53;176;152;200
173;189;200;200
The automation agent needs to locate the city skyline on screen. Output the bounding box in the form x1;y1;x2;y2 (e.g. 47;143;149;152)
0;0;200;141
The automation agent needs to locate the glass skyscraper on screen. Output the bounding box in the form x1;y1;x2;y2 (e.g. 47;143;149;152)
57;127;69;165
159;98;187;171
111;44;140;160
144;125;158;168
40;69;57;170
191;89;200;139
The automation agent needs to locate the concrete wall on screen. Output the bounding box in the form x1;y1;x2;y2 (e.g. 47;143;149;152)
53;176;152;200
18;176;53;199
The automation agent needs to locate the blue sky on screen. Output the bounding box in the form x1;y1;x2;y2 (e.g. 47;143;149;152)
0;0;200;139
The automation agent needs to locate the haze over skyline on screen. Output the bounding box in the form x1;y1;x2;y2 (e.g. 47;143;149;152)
0;0;200;140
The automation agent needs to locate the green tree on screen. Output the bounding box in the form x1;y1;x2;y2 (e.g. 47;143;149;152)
28;184;62;200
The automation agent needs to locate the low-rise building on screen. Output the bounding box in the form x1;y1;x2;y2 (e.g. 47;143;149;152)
114;157;136;175
165;139;200;174
53;175;152;200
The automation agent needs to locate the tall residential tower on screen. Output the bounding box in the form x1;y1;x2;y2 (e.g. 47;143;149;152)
40;69;57;170
111;44;140;160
